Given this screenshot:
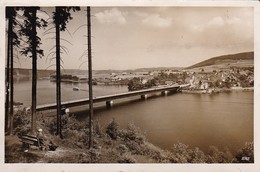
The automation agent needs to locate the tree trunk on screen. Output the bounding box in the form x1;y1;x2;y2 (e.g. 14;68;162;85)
9;17;14;135
31;8;37;133
55;7;62;138
5;18;11;132
87;6;93;149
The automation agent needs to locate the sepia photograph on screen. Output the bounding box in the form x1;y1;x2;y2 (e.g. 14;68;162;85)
1;0;260;171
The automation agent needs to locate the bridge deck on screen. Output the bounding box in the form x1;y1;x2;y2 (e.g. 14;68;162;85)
36;84;182;111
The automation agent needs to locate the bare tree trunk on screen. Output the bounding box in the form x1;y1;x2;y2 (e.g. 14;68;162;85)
31;8;37;133
9;18;14;135
87;6;93;149
55;7;62;138
5;18;11;132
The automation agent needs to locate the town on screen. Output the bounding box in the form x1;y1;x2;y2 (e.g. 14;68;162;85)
59;65;253;93
47;64;254;94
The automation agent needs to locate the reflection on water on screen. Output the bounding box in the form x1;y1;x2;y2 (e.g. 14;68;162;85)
14;78;253;153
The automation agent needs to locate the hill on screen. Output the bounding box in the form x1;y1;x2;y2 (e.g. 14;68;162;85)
11;67;184;77
13;68;55;78
186;52;254;69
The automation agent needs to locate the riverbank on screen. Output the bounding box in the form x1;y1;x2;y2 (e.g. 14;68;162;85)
180;87;254;94
5;107;254;163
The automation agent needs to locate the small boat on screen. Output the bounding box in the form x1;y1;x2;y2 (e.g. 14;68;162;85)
73;87;80;91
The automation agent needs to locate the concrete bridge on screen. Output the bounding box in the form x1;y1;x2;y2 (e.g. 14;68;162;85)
36;84;188;111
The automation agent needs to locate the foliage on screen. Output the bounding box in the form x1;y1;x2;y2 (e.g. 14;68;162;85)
53;7;80;31
118;153;137;163
119;122;145;144
12;109;30;136
45;114;88;148
118;122;152;157
206;146;232;163
170;142;191;163
128;77;144;91
6;7;21;46
106;118;119;140
189;147;207;163
239;74;253;87
7;112;254;163
89;148;101;162
94;120;103;137
234;142;254;163
169;142;232;163
20;7;47;58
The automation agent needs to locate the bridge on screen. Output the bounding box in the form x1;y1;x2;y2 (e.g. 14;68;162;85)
36;84;189;111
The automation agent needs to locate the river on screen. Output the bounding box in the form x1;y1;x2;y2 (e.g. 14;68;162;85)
13;78;253;153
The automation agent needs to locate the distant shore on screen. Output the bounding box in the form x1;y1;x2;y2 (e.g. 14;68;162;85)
180;87;254;94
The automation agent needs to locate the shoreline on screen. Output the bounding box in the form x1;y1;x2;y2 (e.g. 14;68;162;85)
180;87;254;94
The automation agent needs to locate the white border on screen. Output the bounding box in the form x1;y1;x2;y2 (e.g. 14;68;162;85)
0;1;259;172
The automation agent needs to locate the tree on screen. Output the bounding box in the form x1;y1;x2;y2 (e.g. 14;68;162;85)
52;7;80;138
20;7;47;133
128;77;143;91
87;6;94;148
5;7;21;134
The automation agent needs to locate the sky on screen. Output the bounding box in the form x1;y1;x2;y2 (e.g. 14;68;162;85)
9;6;253;70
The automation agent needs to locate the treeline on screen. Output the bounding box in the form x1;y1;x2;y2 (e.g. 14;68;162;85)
127;72;187;91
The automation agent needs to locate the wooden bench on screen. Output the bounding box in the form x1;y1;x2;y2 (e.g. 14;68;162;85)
19;135;42;149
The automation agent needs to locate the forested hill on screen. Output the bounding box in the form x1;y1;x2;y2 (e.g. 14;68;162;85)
186;52;253;69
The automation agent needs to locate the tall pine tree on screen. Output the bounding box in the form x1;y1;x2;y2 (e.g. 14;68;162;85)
5;7;21;134
20;7;47;133
52;7;80;138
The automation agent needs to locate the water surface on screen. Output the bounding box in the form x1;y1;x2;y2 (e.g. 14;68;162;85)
14;78;253;153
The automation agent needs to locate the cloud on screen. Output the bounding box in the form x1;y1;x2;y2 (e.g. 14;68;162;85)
95;8;127;25
142;14;172;28
192;16;242;32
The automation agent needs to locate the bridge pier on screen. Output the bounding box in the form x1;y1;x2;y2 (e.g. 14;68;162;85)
161;90;169;96
106;100;113;108
141;94;148;100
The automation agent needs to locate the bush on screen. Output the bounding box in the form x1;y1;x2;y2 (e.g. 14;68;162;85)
13;109;30;136
94;120;103;137
89;148;101;162
170;142;208;163
189;147;207;163
206;146;232;163
170;142;191;163
45;114;86;134
119;122;145;144
106;118;119;140
118;153;136;163
118;122;147;155
234;142;254;163
117;144;129;154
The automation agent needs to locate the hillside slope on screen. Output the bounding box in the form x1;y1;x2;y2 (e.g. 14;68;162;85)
186;52;253;69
